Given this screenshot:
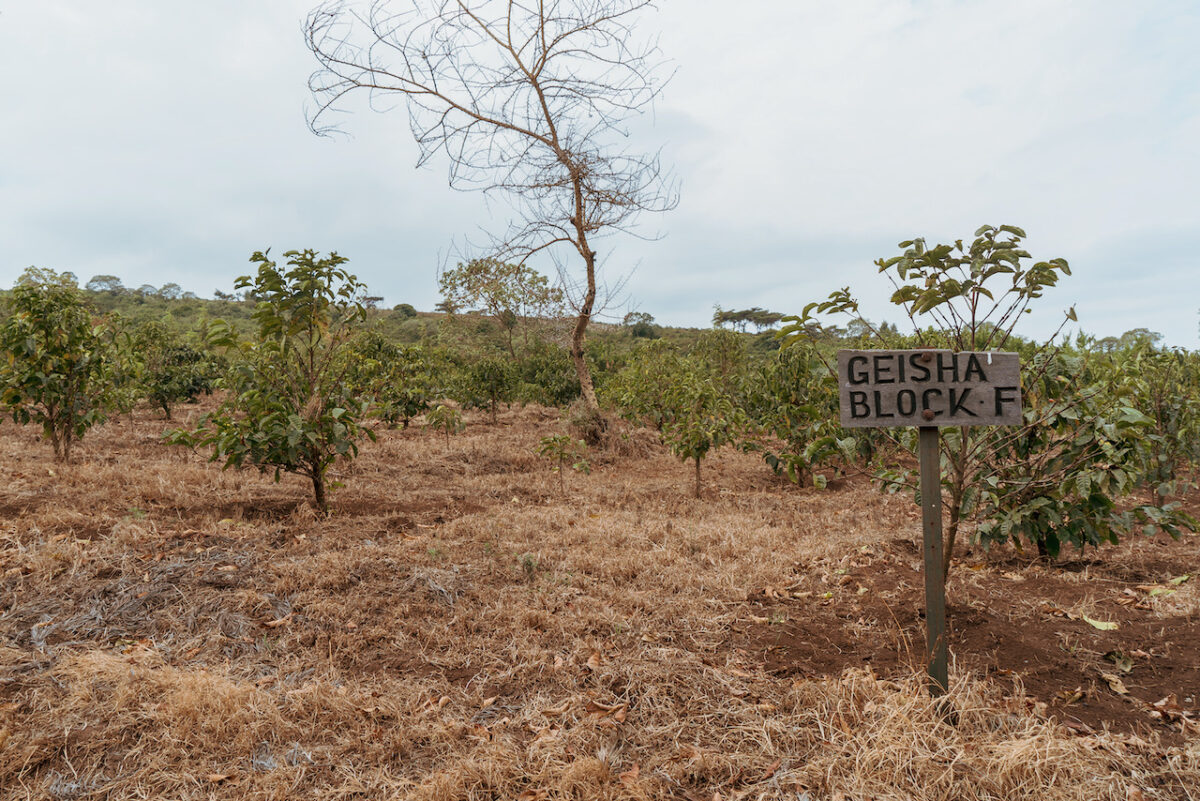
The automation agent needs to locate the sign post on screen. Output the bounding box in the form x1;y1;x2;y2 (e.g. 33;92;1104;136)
837;349;1022;696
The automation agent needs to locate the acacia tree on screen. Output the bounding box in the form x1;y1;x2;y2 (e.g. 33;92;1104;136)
438;258;563;357
305;0;676;413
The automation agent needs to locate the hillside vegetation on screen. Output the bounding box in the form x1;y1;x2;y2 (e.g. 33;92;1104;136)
2;233;1199;799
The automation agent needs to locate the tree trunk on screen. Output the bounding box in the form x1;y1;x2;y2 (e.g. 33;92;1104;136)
569;172;601;414
942;431;972;582
693;457;702;499
311;468;328;514
570;299;599;412
943;506;960;583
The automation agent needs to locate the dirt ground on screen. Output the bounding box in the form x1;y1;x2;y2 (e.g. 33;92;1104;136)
1;400;1197;800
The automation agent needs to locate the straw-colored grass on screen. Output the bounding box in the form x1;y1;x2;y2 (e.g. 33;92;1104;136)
0;401;1196;800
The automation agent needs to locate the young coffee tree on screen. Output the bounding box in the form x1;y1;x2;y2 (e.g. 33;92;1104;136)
167;250;372;513
969;350;1192;558
782;225;1194;576
1108;343;1200;507
134;321;217;420
514;342;580;407
743;343;859;489
608;340;686;431
537;434;590;494
0;268;111;461
660;366;743;499
457;355;517;423
424;403;465;448
346;329;441;428
100;312;145;424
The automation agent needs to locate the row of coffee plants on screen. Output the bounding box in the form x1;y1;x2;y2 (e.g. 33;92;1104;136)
0;253;596;511
3;233;1198;547
606;226;1200;574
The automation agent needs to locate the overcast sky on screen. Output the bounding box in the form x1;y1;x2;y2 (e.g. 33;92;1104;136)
2;1;1198;346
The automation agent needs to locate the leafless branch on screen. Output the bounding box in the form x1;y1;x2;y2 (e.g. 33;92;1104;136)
305;0;677;407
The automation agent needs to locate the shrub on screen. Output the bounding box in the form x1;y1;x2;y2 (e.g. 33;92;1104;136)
424;403;464;447
0;268;111;461
515;343;579;407
744;344;858;488
346;329;442;428
660;366;743;498
456;355;516;422
167;250;373;513
134;321;217;419
536;434;590;493
783;225;1195;573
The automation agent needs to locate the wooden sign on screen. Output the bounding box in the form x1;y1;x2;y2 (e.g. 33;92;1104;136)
838;350;1021;429
836;348;1023;697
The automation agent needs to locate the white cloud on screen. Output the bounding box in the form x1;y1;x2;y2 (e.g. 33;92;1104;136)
0;0;1197;344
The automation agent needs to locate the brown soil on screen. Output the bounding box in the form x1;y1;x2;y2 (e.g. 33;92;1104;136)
740;531;1200;744
1;399;1197;800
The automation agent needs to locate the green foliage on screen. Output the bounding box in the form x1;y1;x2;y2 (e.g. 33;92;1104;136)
607;340;686;431
438;259;563;356
689;328;751;400
133;321;218;419
346;328;443;428
101;313;145;419
0;268;111;460
660;366;744;498
392;303;418;319
456;355;517;422
424;403;464;446
782;225;1195;575
1107;344;1200;506
514;342;580;407
536;434;590;493
167;250;373;512
967;352;1195;557
780;224;1073;353
744;344;860;488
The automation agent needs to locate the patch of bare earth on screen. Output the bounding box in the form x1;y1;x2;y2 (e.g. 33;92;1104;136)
1;400;1197;800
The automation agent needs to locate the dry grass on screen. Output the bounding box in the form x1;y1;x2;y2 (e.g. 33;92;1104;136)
1;401;1197;800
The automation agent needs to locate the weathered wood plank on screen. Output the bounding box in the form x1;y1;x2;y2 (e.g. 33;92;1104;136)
837;349;1021;429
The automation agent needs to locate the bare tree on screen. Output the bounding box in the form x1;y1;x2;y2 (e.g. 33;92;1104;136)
305;0;677;411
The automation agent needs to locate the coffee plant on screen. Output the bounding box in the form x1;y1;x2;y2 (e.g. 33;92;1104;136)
0;268;111;461
167;249;373;513
537;434;590;493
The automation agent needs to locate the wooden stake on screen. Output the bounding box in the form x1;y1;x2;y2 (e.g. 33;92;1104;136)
918;425;949;696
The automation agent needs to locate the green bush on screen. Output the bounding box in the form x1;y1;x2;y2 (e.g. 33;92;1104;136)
744;344;859;488
346;328;443;428
660;366;744;498
783;225;1195;573
456;355;517;422
133;321;218;419
515;343;579;407
0;268;111;461
167;249;373;513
